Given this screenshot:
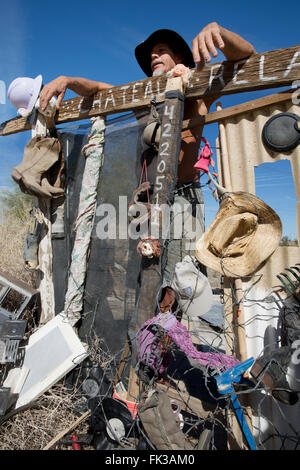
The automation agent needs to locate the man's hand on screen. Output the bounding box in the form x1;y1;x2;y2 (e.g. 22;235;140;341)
39;76;69;111
192;23;225;68
192;23;255;69
39;76;113;112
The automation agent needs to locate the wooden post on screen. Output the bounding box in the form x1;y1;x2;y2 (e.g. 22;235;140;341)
126;76;186;402
135;76;185;328
216;102;248;363
217;102;254;450
43;410;90;450
31;113;56;325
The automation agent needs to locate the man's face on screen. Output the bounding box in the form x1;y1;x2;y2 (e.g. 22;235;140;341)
151;42;182;75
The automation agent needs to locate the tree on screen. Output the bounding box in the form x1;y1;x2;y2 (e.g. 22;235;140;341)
280;236;298;247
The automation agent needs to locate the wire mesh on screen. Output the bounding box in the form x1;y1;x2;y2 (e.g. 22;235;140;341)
0;109;299;450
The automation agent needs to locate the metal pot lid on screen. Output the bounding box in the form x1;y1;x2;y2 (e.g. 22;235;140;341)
262;112;300;152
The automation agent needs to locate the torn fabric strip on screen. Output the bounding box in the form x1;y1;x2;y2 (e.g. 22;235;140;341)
64;117;106;324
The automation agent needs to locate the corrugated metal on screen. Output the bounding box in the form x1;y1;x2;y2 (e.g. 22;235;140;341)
215;98;300;450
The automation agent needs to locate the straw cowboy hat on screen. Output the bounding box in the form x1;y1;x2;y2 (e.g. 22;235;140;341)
195;191;282;278
135;29;195;77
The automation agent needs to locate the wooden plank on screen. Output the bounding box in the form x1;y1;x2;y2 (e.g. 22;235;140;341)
182;88;296;130
35;199;56;325
126;77;186;405
1;86;294;139
1;45;300;136
186;45;300;100
135;77;185;328
126;364;140;403
43;410;90;450
216;102;255;450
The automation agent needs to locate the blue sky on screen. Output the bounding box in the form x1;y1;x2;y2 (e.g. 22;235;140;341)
0;0;299;237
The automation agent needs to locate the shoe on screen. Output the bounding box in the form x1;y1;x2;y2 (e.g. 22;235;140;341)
12;136;64;198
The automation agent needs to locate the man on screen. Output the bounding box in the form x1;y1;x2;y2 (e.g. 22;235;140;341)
40;22;255;113
39;24;254;188
39;23;255;315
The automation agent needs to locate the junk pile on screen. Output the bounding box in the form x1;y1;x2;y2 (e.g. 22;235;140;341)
0;75;299;451
0;269;39;416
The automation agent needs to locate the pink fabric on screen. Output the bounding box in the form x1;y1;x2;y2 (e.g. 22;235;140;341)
139;312;240;373
194;137;214;173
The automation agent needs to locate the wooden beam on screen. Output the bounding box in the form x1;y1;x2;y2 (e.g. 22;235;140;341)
42;410;90;450
0;87;296;139
1;45;300;136
126;77;186;404
182;88;296;130
135;77;185;327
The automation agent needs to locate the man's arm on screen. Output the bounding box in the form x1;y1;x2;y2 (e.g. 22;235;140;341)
39;76;114;111
192;23;255;69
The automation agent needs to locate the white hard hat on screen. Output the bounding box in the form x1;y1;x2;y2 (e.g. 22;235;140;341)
170;255;213;317
7;75;42;116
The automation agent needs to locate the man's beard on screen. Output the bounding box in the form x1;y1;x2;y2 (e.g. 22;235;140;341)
152;69;164;77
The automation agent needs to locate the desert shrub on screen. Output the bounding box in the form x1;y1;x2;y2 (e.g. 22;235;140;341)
0;186;33;283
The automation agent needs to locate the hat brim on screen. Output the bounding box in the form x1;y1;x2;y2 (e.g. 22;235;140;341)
195;192;282;278
27;74;43;112
135;29;195;77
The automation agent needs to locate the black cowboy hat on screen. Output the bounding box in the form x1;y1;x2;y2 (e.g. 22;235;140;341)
135;29;195;77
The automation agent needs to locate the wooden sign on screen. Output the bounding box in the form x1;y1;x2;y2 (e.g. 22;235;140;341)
135;77;185;328
1;45;300;136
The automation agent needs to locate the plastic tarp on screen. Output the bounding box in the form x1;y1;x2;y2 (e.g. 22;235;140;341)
54;111;150;361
